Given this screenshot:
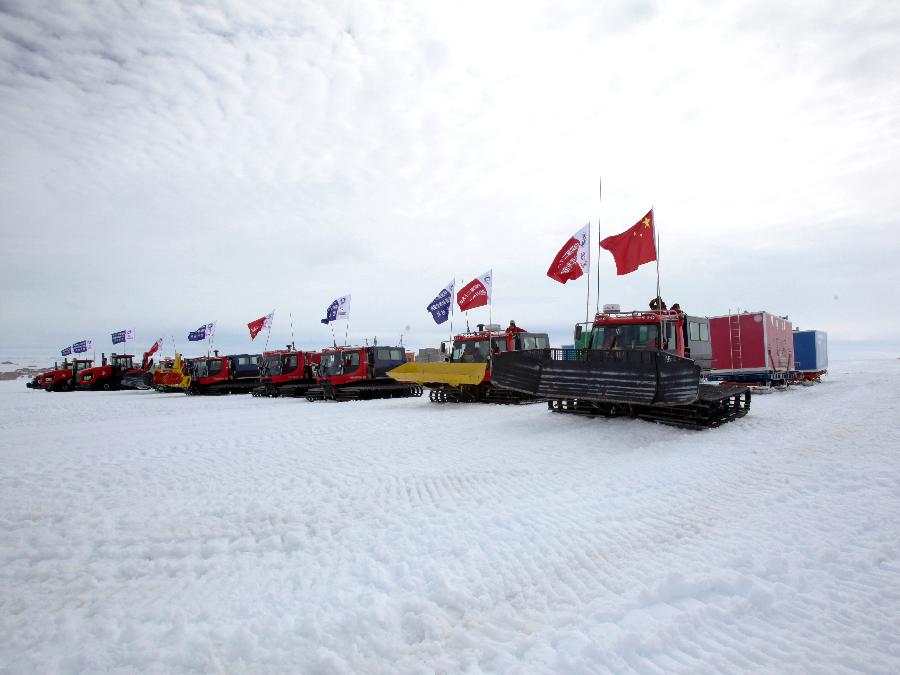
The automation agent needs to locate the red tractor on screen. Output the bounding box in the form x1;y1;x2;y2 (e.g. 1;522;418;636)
388;322;550;403
305;345;422;401
75;351;155;391
253;347;321;397
29;358;95;391
186;352;261;395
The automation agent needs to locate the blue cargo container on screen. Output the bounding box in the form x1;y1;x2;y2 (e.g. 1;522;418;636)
792;330;828;372
561;344;577;361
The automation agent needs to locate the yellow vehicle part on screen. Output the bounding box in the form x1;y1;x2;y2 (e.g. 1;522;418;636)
153;353;192;389
388;362;487;387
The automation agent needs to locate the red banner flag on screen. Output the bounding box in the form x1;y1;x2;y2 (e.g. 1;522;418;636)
146;337;163;358
456;270;492;312
547;223;590;284
248;311;274;340
599;209;656;275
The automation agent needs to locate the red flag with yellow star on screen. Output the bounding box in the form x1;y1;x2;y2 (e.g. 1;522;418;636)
599;209;656;275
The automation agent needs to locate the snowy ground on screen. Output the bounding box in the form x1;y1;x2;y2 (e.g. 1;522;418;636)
1;360;899;674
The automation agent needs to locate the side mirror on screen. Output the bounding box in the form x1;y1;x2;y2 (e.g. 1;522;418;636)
574;325;583;341
440;342;446;354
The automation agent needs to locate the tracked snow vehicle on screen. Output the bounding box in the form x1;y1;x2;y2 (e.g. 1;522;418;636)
186;352;261;395
305;345;422;401
491;307;751;429
388;323;550;403
253;348;320;397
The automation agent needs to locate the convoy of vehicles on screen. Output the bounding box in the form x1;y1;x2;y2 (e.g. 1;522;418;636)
23;299;827;430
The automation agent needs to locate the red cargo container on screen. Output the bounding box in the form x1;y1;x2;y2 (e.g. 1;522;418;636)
709;311;795;381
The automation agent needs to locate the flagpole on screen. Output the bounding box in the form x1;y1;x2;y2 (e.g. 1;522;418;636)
289;312;295;350
344;318;350;346
488;275;492;331
449;276;455;357
654;205;663;347
596;177;602;314
584;221;591;327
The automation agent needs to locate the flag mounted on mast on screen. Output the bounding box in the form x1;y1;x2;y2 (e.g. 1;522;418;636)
72;339;93;354
321;295;351;324
61;345;72;356
248;311;275;340
188;322;216;341
547;223;590;284
599;209;656;275
457;270;492;312
111;329;135;345
426;281;454;325
146;337;164;357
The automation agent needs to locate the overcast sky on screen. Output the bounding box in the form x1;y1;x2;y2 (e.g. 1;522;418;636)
2;0;899;359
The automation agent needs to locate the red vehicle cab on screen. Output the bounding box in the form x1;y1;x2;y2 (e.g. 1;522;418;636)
254;348;321;397
575;306;712;371
76;353;152;391
187;352;261;395
306;345;421;401
32;358;94;392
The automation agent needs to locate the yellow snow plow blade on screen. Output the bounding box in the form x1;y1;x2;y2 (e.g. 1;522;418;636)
388;362;487;387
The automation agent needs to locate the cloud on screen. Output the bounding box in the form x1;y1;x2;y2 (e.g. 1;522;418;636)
1;0;899;356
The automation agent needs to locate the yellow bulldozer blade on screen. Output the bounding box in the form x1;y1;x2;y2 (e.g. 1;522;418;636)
388;362;487;387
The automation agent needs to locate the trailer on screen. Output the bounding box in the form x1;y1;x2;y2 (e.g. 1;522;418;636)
792;329;828;382
708;311;796;386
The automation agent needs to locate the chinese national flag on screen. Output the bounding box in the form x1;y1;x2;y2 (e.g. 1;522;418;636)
599;209;656;275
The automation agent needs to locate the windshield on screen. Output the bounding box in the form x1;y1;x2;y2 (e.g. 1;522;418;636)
263;355;282;376
113;356;132;368
283;353;299;373
192;359;209;378
319;353;342;376
452;339;490;363
591;323;660;350
519;334;549;350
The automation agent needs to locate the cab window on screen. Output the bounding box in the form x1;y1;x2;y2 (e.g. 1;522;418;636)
343;352;360;372
689;321;700;341
208;359;223;376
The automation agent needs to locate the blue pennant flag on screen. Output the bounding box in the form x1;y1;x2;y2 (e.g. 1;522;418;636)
426;281;455;325
320;294;351;324
61;345;72;356
188;322;216;342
